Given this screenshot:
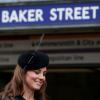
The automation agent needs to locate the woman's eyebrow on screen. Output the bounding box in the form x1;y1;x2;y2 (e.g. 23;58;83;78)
35;68;47;72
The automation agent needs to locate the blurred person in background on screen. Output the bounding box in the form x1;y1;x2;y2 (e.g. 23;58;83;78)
17;0;51;1
0;0;50;3
0;0;17;3
0;51;49;100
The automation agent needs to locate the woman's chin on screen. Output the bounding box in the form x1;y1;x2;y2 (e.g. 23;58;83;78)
33;85;41;90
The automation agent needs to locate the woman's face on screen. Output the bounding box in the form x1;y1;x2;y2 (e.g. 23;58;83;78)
24;67;47;90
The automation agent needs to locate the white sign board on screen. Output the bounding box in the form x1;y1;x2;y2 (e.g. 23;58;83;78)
0;53;100;66
0;38;100;52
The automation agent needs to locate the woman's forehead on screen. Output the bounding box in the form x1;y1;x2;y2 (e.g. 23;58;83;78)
35;67;47;71
26;67;47;72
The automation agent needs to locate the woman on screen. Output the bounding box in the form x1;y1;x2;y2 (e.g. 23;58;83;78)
0;51;49;100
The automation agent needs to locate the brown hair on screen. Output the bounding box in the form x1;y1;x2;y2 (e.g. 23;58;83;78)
0;65;47;100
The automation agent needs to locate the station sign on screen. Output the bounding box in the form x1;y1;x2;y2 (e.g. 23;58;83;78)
0;37;100;66
0;2;100;29
0;38;100;51
0;53;100;66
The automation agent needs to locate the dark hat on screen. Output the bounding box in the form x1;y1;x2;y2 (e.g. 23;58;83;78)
18;51;49;70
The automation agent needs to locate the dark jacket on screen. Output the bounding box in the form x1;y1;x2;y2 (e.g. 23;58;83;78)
14;96;25;100
3;96;25;100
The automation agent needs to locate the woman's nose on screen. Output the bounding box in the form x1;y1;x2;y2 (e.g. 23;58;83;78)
39;73;45;80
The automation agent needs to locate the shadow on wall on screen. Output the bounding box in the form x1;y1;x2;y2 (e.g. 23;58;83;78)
0;72;13;91
46;71;100;100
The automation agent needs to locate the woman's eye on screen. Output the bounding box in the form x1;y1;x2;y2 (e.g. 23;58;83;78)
43;72;47;76
34;71;40;74
34;70;47;76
